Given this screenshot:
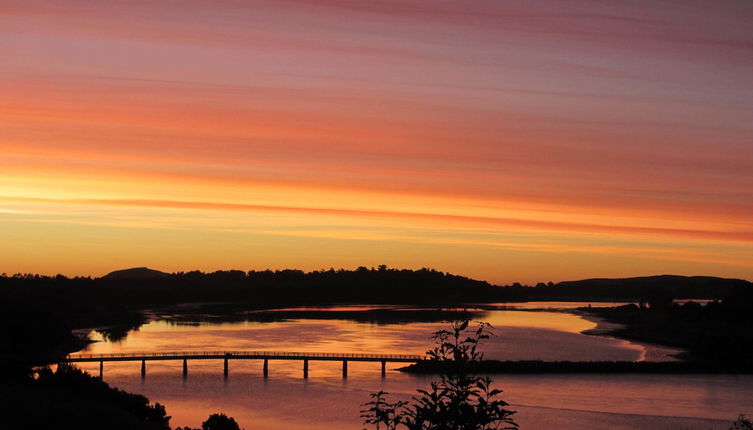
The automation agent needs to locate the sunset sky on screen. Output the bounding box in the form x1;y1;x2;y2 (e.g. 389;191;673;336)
2;0;752;284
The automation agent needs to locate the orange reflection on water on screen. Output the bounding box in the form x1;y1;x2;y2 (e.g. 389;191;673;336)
82;305;678;368
69;305;735;429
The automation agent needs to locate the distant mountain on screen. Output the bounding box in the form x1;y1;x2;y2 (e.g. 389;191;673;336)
542;275;752;300
101;267;170;281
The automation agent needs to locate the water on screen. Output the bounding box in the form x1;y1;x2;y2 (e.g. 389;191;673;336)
74;303;752;429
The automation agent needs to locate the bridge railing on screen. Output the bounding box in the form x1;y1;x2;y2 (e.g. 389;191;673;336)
65;351;424;361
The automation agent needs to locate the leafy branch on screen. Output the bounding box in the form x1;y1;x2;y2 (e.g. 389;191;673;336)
362;320;516;430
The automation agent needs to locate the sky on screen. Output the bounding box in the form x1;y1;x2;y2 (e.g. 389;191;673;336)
1;0;752;284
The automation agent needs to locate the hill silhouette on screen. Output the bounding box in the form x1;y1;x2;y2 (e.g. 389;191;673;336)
101;267;169;281
542;274;751;300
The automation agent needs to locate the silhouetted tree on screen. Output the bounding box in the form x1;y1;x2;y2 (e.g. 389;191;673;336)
202;413;242;430
645;288;674;310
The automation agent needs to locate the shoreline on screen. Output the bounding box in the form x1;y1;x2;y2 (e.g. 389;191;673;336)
573;310;686;362
399;359;753;374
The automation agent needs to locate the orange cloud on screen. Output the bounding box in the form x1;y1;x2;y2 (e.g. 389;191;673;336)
2;0;752;281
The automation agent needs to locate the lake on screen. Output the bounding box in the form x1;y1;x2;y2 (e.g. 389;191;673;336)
74;303;752;429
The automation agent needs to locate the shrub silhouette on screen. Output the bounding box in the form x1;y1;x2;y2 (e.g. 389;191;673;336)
732;414;753;430
362;320;517;430
0;365;171;430
361;391;408;430
426;320;492;363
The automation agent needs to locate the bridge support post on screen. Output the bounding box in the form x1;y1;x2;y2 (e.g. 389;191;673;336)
303;359;308;378
263;359;268;378
224;358;229;378
183;359;188;377
99;360;103;379
342;360;348;378
141;360;146;378
381;360;386;377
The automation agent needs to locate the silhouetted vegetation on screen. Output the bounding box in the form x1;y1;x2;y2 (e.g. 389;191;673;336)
363;320;517;430
0;365;171;430
0;364;246;430
68;266;508;307
201;413;242;430
426;320;493;362
731;414;753;430
175;413;243;430
362;375;517;430
582;290;753;362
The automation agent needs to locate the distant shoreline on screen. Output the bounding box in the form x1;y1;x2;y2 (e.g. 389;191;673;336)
399;360;753;374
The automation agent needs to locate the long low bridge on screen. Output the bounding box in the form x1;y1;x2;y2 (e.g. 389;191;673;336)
63;351;424;379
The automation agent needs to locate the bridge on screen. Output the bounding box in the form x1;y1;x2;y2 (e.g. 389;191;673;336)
63;351;424;379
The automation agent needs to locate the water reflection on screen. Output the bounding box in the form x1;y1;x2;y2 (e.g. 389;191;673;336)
73;303;745;430
74;363;748;430
84;305;676;362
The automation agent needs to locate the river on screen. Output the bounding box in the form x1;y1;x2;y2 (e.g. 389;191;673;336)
74;302;752;429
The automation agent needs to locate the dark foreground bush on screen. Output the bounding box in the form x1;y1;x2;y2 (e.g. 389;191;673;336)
0;365;171;430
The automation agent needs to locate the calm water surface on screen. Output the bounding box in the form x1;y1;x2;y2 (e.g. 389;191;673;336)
75;303;751;429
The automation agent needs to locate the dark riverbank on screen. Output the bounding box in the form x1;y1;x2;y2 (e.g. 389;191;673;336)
577;298;753;363
400;360;753;374
0;365;171;430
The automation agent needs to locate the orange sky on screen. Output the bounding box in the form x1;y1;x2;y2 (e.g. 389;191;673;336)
1;0;752;284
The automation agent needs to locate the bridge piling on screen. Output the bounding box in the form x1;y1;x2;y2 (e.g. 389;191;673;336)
64;351;422;379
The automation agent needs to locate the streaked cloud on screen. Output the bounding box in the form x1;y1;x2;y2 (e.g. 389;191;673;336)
1;0;752;282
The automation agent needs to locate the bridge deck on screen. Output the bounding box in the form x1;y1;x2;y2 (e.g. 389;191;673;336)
64;351;423;363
